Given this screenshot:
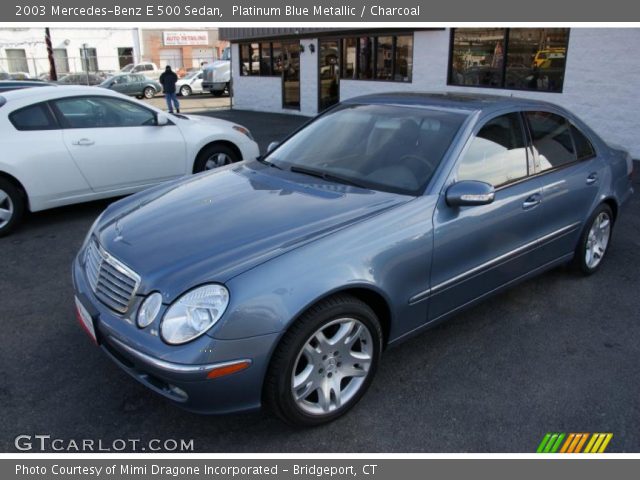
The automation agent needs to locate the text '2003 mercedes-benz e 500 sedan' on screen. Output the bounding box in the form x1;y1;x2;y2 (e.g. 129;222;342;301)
73;93;634;426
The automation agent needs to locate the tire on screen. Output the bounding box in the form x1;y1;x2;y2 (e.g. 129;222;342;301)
193;144;240;173
180;85;191;97
574;203;614;275
0;177;26;237
264;294;382;427
212;89;224;97
143;87;155;99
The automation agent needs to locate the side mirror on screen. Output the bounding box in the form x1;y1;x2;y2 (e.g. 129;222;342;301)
267;141;279;154
446;180;495;207
156;113;170;126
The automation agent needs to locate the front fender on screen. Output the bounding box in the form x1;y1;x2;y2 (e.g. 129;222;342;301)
209;196;435;343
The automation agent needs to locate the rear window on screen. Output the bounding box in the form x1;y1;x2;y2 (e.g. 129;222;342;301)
570;125;596;160
526;111;576;172
9;103;57;131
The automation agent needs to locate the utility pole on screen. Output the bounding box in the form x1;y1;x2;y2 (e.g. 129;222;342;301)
45;27;58;81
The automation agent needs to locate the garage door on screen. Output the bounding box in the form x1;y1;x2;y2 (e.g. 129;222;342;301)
192;48;214;68
159;49;183;69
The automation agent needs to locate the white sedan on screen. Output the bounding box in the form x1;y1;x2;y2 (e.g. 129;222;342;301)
0;86;259;236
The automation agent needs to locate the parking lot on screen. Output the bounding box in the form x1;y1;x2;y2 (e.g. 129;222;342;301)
146;92;231;112
1;105;639;453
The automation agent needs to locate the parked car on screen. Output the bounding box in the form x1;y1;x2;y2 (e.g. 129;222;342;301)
99;74;163;99
8;72;34;80
176;70;204;96
57;73;104;86
120;62;161;80
0;86;259;236
70;92;634;426
0;80;52;93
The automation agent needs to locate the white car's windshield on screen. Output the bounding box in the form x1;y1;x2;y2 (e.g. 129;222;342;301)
266;104;467;195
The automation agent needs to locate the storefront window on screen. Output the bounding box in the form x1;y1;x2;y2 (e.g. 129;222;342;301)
449;28;569;92
375;37;393;80
240;44;251;76
260;43;272;75
342;38;357;79
358;37;374;80
272;42;283;75
394;35;413;82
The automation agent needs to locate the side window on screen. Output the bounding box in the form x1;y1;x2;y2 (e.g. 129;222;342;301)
526;111;576;172
570;124;596;160
54;96;156;129
9;103;57;131
457;113;528;187
144;64;153;71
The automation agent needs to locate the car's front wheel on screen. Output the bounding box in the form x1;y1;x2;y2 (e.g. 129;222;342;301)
193;144;240;172
180;85;191;97
143;87;155;99
574;203;614;275
0;178;25;237
264;294;382;427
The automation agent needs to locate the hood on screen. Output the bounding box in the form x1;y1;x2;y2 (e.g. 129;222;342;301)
95;163;409;299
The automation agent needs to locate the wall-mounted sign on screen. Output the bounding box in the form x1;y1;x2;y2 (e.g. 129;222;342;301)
163;31;209;46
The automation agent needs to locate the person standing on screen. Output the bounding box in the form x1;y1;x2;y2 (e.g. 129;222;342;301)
159;65;180;113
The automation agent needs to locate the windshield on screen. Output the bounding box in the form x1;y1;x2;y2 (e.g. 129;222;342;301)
183;71;200;79
266;104;467;195
221;47;231;61
120;64;134;72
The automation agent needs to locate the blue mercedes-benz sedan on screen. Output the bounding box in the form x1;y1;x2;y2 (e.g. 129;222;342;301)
72;93;634;426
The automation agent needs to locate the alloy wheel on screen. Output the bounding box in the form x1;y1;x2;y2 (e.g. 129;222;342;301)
204;153;232;170
0;188;14;229
585;211;611;269
291;318;373;415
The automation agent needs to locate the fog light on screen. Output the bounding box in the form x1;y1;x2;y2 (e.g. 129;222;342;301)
137;292;163;328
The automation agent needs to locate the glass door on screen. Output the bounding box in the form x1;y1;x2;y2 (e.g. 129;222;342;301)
319;39;340;112
282;41;300;110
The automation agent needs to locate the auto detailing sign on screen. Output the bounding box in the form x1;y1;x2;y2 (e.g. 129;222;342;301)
163;31;209;46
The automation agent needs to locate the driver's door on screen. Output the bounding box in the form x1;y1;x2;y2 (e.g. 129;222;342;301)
429;112;546;321
52;95;187;192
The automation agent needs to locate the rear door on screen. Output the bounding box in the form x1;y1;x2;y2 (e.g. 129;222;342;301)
430;111;547;321
52;95;187;192
524;111;603;260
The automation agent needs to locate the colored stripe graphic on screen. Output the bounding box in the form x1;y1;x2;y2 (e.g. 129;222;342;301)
538;433;613;453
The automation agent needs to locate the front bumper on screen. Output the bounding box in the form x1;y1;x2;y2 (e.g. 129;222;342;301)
72;254;279;414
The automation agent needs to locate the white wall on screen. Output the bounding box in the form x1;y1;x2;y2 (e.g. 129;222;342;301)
0;27;138;75
231;39;319;116
342;28;640;158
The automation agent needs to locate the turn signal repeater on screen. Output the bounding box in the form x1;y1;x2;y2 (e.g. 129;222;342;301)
206;360;251;379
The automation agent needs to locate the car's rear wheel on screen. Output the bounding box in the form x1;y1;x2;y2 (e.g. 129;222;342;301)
264;294;382;427
574;204;614;275
0;178;25;237
180;85;191;97
143;87;155;99
212;89;224;97
193;144;240;173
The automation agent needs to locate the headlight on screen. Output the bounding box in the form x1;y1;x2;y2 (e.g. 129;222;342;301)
137;292;163;328
232;125;254;141
160;284;229;345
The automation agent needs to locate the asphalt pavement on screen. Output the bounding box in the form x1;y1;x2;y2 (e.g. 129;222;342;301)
1;105;639;453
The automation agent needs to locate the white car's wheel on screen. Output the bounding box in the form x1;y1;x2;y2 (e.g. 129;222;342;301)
0;178;25;237
193;144;240;173
180;85;192;97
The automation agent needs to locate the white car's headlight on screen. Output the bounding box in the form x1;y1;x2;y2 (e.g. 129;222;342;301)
137;292;163;328
160;284;229;345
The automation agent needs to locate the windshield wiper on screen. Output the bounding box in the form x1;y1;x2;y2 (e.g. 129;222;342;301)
256;156;284;170
289;165;368;189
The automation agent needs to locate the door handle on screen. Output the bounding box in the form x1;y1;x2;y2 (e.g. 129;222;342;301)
522;193;542;210
72;138;94;146
586;172;598;185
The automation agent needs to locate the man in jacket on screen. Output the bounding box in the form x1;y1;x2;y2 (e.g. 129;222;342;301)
159;65;180;113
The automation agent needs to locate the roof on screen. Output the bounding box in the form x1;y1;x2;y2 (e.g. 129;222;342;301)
219;27;438;42
0;85;118;105
343;91;560;112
